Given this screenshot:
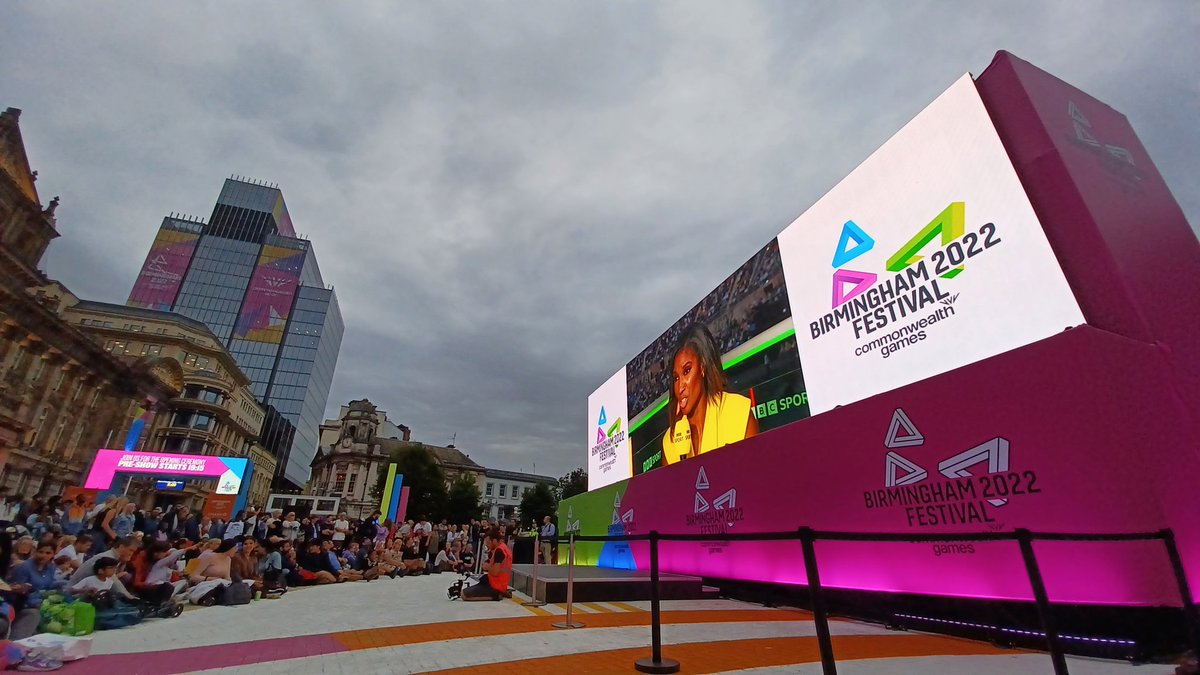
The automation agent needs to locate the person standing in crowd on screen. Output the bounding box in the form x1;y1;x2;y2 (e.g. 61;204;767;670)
539;515;556;565
197;514;214;541
142;507;161;538
282;513;300;542
60;494;89;536
332;512;350;545
223;511;246;540
0;493;21;524
162;506;189;539
357;512;380;543
374;519;391;548
112;501;137;539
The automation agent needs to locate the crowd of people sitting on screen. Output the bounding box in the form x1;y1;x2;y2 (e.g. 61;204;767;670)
0;489;523;638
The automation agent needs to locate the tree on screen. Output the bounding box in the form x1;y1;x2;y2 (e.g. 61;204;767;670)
371;444;448;521
557;468;587;500
445;474;482;524
519;483;558;527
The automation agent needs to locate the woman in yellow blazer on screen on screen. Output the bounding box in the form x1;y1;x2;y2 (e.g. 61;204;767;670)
662;324;758;466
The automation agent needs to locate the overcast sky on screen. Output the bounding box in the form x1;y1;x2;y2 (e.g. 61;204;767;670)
3;2;1196;479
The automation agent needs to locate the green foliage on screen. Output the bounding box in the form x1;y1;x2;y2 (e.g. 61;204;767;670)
557;468;587;500
370;444;448;520
518;482;557;527
446;474;482;524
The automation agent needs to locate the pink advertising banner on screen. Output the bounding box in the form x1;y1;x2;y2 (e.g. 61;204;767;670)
615;327;1194;606
234;244;305;343
127;229;199;310
84;449;249;496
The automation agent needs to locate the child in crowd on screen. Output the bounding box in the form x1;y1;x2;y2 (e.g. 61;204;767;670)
69;556;138;602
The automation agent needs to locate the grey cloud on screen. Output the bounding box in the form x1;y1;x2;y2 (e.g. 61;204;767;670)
3;1;1196;479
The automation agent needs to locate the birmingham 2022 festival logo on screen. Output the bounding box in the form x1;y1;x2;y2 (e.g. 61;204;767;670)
810;202;1005;359
589;406;626;475
863;408;1042;529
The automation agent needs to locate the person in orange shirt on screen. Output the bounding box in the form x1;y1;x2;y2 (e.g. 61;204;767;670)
661;324;758;466
461;529;511;601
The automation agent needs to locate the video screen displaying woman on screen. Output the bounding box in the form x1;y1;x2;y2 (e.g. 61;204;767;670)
661;324;759;465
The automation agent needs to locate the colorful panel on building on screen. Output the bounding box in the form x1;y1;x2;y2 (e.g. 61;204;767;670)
234;244;305;343
127;228;200;310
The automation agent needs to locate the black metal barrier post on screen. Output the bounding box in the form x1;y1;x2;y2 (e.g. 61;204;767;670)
1161;529;1200;657
635;530;681;674
800;527;837;675
1016;528;1069;675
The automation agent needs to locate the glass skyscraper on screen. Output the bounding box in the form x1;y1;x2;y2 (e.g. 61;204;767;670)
127;178;343;489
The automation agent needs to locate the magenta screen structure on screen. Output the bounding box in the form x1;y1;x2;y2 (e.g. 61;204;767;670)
564;52;1200;607
608;327;1188;606
234;243;305;344
84;449;249;496
127;227;200;310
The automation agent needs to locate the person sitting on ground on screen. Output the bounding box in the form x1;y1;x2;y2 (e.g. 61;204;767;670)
433;542;458;573
183;538;222;580
10;536;34;569
55;533;91;571
67;536;138;587
131;540;191;604
69;556;137;603
188;539;237;585
401;535;428;575
320;539;365;581
378;542;409;577
340;540;365;571
461;529;511;601
257;538;286;595
365;546;400;579
7;542;65;616
231;536;264;592
297;541;339;585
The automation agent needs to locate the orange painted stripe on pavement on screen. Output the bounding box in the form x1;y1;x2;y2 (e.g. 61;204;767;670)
422;633;1015;675
330;608;812;651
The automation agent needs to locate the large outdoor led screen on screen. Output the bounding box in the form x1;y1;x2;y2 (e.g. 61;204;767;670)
587;74;1085;491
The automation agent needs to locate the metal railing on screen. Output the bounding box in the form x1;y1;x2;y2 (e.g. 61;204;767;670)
550;527;1197;675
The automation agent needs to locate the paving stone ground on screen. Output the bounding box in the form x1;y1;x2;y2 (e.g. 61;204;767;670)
57;573;1172;674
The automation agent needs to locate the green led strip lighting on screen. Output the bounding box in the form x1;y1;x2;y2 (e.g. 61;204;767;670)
628;328;797;435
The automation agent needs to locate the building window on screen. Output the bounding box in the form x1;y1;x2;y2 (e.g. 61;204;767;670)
52;369;65;392
347;474;357;495
29;357;45;383
140;344;162;357
485;483;493;496
499;484;506;498
108;340;127;356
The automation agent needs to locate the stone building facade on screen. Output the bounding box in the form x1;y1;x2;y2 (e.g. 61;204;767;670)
310;399;487;519
62;300;276;511
0;107;178;495
479;468;558;521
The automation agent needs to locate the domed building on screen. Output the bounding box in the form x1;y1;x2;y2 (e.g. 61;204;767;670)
311;399;486;519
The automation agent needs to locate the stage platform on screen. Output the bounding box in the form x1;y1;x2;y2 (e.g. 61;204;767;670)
511;564;720;603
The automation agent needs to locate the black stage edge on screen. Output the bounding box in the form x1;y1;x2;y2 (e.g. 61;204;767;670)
710;577;1190;663
511;565;719;604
